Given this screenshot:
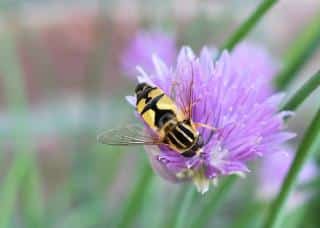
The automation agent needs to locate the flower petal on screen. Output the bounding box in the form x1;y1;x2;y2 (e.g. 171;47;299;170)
125;96;136;107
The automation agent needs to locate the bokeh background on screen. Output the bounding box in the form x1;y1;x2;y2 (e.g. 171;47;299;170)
0;1;320;227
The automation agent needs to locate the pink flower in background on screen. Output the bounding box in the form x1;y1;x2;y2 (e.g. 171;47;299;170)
121;30;177;76
257;149;317;208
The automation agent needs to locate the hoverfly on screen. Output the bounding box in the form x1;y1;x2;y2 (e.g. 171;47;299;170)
98;72;216;157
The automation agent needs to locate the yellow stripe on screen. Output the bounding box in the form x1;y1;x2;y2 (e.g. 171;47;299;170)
182;124;197;139
156;95;179;113
183;123;194;133
148;88;163;99
137;99;147;113
168;132;186;148
142;109;156;131
176;125;193;143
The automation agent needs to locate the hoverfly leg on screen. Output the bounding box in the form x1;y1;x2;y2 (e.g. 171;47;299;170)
194;123;217;145
194;123;217;132
169;80;180;100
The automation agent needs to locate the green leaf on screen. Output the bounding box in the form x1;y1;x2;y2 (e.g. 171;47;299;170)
280;70;320;112
280;204;309;228
275;11;320;90
233;202;266;228
20;166;44;228
222;0;278;51
0;156;29;228
0;28;43;228
54;200;105;228
262;106;320;228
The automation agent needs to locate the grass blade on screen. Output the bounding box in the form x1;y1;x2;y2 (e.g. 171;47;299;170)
0;157;29;228
275;11;320;90
55;200;105;228
280;70;320;111
262;106;320;228
0;26;43;227
280;71;320;110
20;166;44;228
222;0;278;50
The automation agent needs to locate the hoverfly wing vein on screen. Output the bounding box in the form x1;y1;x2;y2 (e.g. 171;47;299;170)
97;125;163;146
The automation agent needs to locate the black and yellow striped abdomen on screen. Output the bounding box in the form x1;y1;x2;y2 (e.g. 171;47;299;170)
165;122;203;157
135;83;203;157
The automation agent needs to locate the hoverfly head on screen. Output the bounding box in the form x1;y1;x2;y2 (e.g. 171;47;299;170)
135;83;152;95
135;83;155;103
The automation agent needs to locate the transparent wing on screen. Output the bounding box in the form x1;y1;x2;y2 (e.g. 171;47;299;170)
171;62;196;120
97;124;164;146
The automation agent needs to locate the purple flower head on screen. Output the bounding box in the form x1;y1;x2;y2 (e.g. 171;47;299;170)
231;42;278;100
127;46;295;194
257;147;317;209
121;30;177;77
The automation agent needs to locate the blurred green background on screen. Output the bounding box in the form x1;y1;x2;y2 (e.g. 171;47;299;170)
0;1;320;228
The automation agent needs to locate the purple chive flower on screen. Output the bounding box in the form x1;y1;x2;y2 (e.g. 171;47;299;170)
257;149;317;209
231;42;278;100
121;30;177;76
126;46;295;194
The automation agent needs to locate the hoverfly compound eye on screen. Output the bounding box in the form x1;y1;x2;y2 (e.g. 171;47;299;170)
135;83;149;94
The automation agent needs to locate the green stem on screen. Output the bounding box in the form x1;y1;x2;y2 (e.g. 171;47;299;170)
165;187;190;228
262;106;320;228
115;163;154;228
222;0;278;51
190;176;237;228
173;187;197;228
275;11;320;90
280;70;320;111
